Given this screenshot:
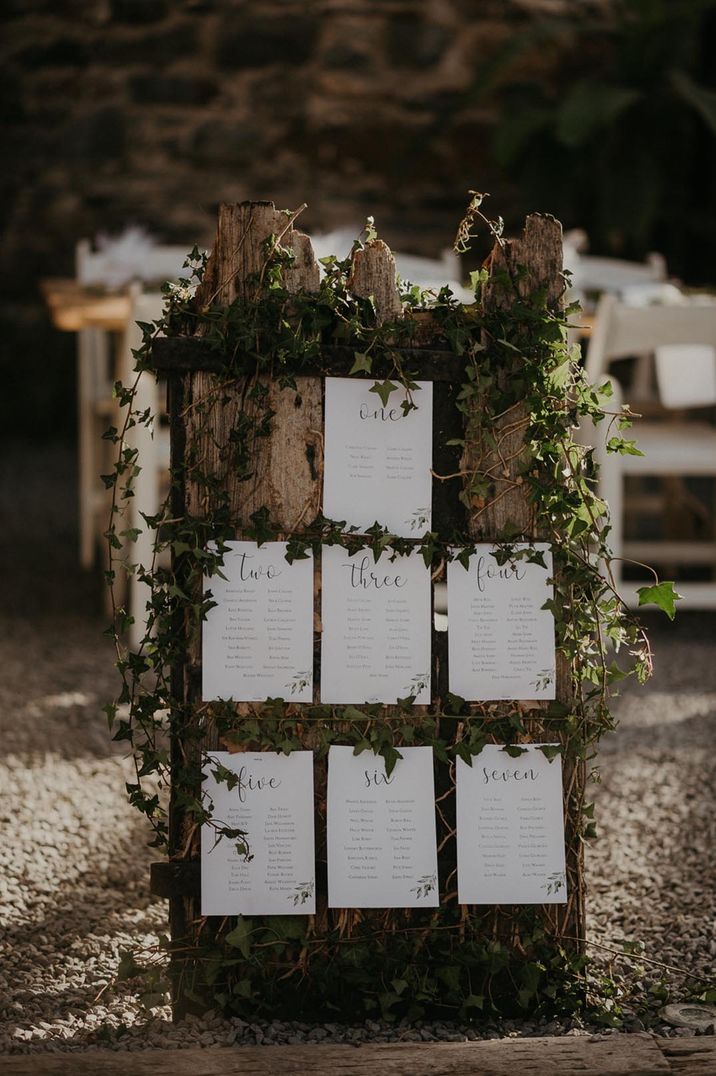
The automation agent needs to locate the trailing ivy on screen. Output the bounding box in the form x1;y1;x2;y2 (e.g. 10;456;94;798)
104;200;684;1022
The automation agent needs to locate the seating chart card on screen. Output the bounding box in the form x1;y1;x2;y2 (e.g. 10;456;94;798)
327;745;439;908
447;544;556;700
456;744;567;905
320;545;431;704
201;751;316;916
323;377;433;537
202;541;314;702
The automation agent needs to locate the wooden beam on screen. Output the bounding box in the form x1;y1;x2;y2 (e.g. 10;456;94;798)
150;338;466;382
1;1033;672;1075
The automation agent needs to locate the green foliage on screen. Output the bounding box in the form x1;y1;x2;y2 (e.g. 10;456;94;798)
103;200;675;1023
486;0;716;269
636;580;682;619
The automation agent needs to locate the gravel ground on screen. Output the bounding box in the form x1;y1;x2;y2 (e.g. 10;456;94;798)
1;443;715;1054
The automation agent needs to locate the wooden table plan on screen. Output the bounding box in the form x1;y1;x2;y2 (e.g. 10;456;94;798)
144;200;584;1018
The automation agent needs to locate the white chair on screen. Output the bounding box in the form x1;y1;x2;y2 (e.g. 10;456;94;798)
75;240;117;569
562;228;667;300
117;288;169;651
74;237;187;571
584;294;716;608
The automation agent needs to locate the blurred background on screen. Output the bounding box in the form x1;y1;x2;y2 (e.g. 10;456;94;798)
3;0;716;443
2;2;716;1051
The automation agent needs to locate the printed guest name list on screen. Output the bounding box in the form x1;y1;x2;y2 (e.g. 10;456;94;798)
447;544;556;700
202;541;314;702
201;751;316;916
323;377;433;537
456;744;567;905
320;545;431;705
327;745;439;908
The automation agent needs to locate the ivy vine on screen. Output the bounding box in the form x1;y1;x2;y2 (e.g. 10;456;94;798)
103;198;687;1024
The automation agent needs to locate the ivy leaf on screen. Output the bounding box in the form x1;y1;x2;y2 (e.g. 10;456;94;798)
225;917;252;958
502;744;528;758
606;436;644;456
380;743;403;777
369;379;398;407
343;705;369;722
636;581;682;620
537;744;562;761
349;351;373;375
271;916;306;941
445;691;466;714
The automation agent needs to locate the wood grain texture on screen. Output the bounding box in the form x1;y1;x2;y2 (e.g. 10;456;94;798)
348;238;402;323
168;204;323;1013
1;1035;673;1075
195;201;319;310
457;215;584;946
185;202;323;529
464;214;564;540
657;1035;716;1073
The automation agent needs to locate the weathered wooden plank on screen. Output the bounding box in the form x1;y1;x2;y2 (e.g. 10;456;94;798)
0;1035;671;1075
183;203;324;529
458;214;583;947
151;858;199;898
168;203;324;1015
348;238;402;323
463;213;564;539
657;1034;716;1073
150;338;466;383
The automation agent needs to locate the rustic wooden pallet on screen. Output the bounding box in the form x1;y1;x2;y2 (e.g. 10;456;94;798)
7;1031;712;1075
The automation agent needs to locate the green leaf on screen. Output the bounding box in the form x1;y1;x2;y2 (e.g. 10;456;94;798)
606;436;644;456
232;979;254;999
343;705;369;722
537;744;562;761
349;351;373;375
225;917;252;958
369;379;399;407
502;743;528;758
636;581;682;620
271;916;307;941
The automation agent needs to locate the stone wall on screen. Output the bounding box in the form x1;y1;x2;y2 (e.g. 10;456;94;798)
0;0;584;439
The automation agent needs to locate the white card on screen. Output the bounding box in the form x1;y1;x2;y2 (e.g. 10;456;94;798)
327;745;439;908
447;544;556;700
202;541;314;702
320;545;431;704
456;744;567;905
201;751;316;916
323;377;433;537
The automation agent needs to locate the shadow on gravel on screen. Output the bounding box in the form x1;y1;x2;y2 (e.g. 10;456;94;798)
1;805;164;1031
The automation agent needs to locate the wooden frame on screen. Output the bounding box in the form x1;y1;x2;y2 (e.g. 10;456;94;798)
148;202;584;1018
